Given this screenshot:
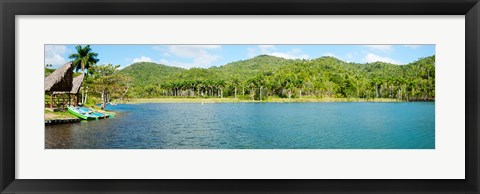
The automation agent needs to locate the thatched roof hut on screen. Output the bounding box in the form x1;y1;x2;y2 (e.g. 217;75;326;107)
44;62;73;92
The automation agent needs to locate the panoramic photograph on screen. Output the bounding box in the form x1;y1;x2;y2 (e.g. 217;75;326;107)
44;44;435;149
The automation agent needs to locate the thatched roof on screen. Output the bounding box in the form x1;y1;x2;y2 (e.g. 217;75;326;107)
44;62;73;92
53;73;85;95
70;73;85;94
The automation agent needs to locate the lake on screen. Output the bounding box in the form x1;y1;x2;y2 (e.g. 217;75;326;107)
45;102;435;149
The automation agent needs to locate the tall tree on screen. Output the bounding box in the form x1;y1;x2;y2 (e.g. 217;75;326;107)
89;64;131;109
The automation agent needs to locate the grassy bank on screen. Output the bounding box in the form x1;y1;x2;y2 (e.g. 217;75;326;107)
45;96;116;121
125;97;405;104
44;109;77;120
82;97;117;116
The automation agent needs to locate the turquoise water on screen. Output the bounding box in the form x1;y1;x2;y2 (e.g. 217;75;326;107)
45;102;435;149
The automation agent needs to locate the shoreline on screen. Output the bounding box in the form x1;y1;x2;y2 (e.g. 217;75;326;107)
45;107;116;123
123;97;434;104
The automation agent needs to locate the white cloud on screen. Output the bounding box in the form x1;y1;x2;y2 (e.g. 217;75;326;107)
132;56;154;63
152;46;163;51
157;59;194;69
152;46;172;57
271;47;309;59
247;47;258;58
259;45;276;53
364;53;399;64
248;45;275;58
322;52;336;57
249;45;309;59
366;45;393;52
163;45;221;68
158;59;169;65
269;52;309;59
346;52;355;59
404;45;422;49
167;45;220;57
45;45;68;66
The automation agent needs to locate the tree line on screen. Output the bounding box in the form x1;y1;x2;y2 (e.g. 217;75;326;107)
124;55;435;101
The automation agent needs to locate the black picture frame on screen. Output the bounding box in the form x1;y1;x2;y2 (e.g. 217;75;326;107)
1;0;479;193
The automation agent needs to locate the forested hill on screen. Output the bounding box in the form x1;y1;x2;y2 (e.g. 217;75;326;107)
118;62;185;85
211;55;293;79
119;55;435;101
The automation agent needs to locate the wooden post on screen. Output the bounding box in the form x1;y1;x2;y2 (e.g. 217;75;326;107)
76;94;79;106
50;92;53;109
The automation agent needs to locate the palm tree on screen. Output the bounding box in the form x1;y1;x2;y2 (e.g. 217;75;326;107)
69;45;99;104
231;76;240;99
196;82;204;97
69;45;99;74
247;80;256;101
216;80;225;98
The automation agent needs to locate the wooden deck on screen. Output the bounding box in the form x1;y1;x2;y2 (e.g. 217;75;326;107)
45;118;81;125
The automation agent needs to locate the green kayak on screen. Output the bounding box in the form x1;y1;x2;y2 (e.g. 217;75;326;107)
67;106;108;120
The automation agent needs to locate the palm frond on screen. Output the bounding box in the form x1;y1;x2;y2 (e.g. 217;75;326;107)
69;45;99;72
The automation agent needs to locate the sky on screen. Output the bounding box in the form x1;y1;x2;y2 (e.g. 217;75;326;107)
45;44;435;69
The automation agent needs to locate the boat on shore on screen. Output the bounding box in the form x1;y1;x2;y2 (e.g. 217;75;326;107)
67;106;109;120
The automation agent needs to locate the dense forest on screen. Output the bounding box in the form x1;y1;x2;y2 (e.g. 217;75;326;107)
118;55;435;101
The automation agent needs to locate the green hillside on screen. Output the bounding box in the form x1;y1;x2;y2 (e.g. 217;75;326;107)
119;62;185;85
119;55;435;101
211;55;293;79
162;55;292;84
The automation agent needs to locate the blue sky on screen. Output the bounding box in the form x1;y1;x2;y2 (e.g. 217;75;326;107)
45;44;435;69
